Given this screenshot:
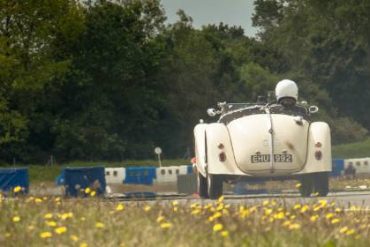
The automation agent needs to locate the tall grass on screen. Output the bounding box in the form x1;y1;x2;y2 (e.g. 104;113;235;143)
0;195;369;246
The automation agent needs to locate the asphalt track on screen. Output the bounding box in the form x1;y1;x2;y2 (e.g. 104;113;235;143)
107;191;370;208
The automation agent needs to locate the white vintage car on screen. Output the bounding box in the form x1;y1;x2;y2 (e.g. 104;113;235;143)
194;101;331;199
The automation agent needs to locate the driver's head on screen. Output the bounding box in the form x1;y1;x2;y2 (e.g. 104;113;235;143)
275;79;298;106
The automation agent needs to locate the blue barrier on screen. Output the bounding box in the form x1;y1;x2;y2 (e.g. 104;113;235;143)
64;167;106;197
332;159;344;177
55;170;65;186
0;168;29;193
124;167;156;185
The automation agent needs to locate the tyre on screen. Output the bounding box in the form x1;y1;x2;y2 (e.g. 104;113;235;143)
299;175;313;197
207;174;223;199
197;172;208;198
313;172;329;197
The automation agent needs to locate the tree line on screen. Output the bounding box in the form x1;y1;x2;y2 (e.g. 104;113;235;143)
0;0;369;163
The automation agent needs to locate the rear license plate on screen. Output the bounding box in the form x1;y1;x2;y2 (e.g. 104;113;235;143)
273;153;293;162
251;153;293;163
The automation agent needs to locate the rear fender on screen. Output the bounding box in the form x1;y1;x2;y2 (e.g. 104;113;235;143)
297;122;332;174
205;123;243;175
194;123;208;177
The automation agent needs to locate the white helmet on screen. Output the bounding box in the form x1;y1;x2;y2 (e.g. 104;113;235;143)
275;79;298;102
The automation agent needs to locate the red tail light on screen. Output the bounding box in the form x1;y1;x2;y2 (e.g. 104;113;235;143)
219;152;226;162
315;151;322;160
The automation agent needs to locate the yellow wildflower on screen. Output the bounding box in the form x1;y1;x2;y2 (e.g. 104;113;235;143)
346;229;355;236
90;191;96;197
44;213;53;219
318;200;328;207
13;186;22;193
300;205;309;213
216;204;224;211
95;222;105;228
55;226;67;234
208;212;222;222
217;196;225;203
35;198;43;203
40;231;52;238
221;230;229;238
84;188;91;194
156;216;165;223
191;209;201;215
325;213;334;220
70;235;79;242
80;242;88;247
45;221;57;227
331;218;340;224
288;223;301;230
213;223;223;232
293;204;301;210
295;183;302;188
310;215;319;222
143;205;151;212
273;212;285;220
172;201;179;206
264;208;273;216
282;220;291;227
116;204;125;211
239;209;250;219
160;223;172;229
61;212;73;220
12;216;21;223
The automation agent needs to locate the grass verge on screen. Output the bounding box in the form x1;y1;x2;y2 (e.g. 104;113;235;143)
0;196;369;246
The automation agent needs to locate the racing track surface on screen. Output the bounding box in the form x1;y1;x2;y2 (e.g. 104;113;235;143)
108;191;370;209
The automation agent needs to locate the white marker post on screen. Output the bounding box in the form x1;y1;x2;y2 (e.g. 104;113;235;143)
154;147;162;167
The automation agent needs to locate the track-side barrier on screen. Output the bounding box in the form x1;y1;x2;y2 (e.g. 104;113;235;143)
0;168;29;194
105;167;126;184
344;158;370;175
124;166;156;185
64;167;106;197
156;166;189;183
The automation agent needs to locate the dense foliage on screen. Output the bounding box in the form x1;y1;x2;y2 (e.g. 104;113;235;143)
0;0;369;163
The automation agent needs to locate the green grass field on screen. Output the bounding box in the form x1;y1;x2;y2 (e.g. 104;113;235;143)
0;195;369;247
332;138;370;159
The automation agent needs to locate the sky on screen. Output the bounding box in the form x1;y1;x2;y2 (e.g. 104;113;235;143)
160;0;258;37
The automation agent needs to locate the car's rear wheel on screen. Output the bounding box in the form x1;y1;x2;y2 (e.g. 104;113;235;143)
313;172;329;197
299;175;313;197
207;174;223;199
197;172;208;198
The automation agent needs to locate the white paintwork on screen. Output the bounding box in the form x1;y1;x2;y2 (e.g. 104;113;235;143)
295;122;332;174
194;124;208;176
105;168;126;184
156;166;188;183
344;158;370;174
194;112;332;178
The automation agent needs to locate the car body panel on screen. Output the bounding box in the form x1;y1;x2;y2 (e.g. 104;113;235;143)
194;108;331;178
